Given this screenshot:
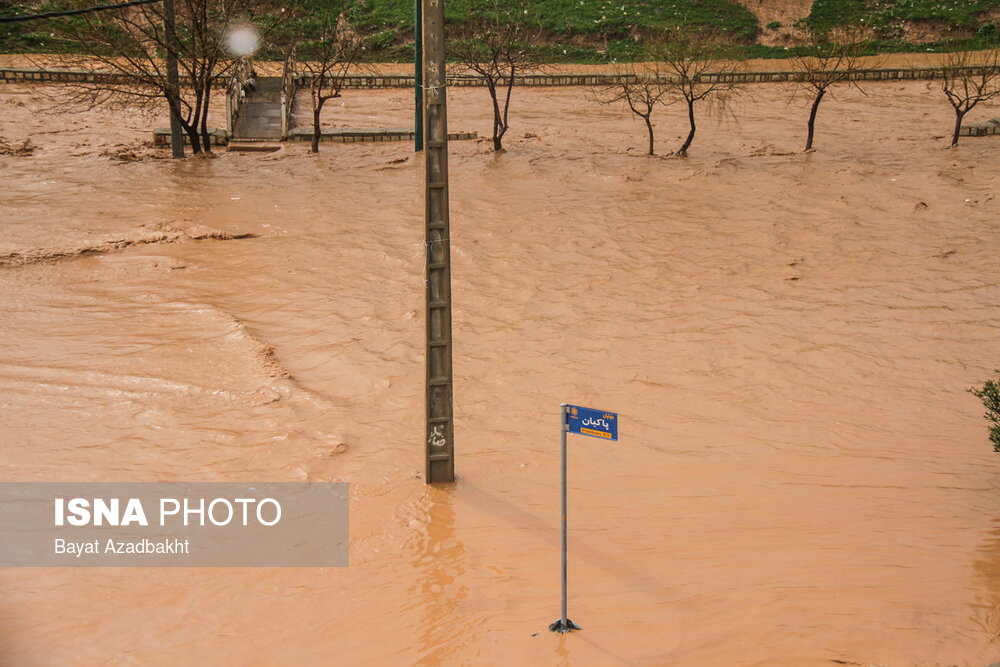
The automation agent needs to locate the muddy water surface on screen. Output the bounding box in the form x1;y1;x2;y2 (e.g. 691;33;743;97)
2;79;1000;666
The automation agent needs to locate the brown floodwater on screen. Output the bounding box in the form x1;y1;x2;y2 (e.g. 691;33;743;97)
2;76;1000;666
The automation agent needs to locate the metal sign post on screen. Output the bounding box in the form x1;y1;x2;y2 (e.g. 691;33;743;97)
421;0;454;484
550;403;618;634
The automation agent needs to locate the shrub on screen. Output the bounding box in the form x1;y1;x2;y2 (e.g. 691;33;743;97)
971;373;1000;452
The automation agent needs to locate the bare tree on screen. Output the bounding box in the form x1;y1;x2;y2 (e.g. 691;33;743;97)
449;0;543;151
941;48;1000;148
789;39;869;151
655;37;744;156
291;4;366;153
590;61;672;156
47;0;284;154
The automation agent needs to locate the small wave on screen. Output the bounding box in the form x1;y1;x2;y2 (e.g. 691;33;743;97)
0;226;257;268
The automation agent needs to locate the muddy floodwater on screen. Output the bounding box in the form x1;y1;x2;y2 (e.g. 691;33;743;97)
2;78;1000;666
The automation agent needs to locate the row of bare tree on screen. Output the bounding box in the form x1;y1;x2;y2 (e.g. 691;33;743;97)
39;0;1000;156
586;44;1000;155
426;0;1000;155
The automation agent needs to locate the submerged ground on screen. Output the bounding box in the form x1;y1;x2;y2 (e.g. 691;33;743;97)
1;79;1000;665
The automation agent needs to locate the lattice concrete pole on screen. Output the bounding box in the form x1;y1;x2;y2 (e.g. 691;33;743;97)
163;0;184;158
414;0;423;152
422;0;455;484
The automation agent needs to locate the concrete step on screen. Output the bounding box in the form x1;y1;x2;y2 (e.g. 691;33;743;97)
255;76;282;92
232;99;283;140
236;120;281;131
241;101;281;112
228;142;282;152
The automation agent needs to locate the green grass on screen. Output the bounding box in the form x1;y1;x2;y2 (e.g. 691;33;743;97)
4;0;1000;62
3;0;760;58
807;0;1000;37
0;1;88;53
343;0;759;40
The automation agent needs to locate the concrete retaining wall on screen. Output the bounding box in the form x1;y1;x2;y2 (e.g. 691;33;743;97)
152;128;229;146
960;119;1000;136
286;128;477;143
298;67;968;88
0;67;227;88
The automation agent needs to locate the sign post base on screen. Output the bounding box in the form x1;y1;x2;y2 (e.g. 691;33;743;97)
549;618;581;634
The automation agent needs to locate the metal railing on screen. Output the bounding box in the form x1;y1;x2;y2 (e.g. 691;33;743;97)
6;64;1000;90
280;55;296;140
226;57;254;137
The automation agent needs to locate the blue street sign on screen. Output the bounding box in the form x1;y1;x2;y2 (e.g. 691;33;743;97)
565;405;618;441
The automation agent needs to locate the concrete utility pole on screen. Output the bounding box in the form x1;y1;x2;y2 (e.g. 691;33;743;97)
414;0;423;152
163;0;184;158
421;0;454;484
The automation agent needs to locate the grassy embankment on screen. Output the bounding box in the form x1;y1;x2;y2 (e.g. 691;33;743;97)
2;0;1000;62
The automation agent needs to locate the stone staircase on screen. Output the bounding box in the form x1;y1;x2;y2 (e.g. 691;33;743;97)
231;76;282;142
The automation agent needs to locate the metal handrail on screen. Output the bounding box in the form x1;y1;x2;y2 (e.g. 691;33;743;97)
226;57;254;136
280;55;296;140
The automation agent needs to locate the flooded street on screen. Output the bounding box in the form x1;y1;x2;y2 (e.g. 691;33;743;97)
2;78;1000;665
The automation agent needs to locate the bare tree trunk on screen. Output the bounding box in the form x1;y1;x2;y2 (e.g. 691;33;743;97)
951;108;965;147
644;115;654;155
487;81;504;151
189;88;204;154
677;99;696;156
200;84;211;153
312;96;325;153
184;123;200;153
805;88;825;151
499;65;514;150
493;110;504;150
